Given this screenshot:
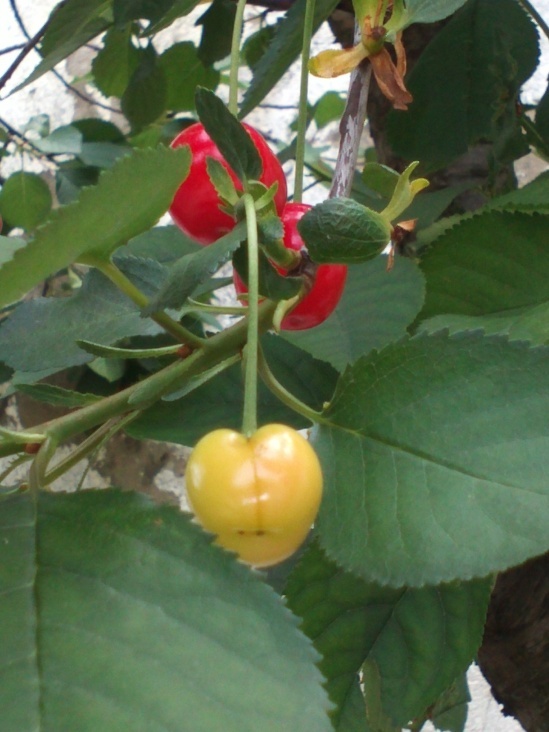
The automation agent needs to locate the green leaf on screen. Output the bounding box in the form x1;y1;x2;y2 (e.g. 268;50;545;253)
0;173;52;231
0;489;332;731
487;170;549;213
243;24;278;72
239;0;340;117
77;339;181;359
286;542;491;727
233;242;304;302
14;0;112;92
196;0;236;65
430;674;470;732
534;83;549;154
417;211;549;345
113;0;176;24
298;199;391;264
0;237;26;266
35;125;83;154
127;335;338;444
121;47;168;131
92;26;141;98
124;225;201;263
0;147;190;308
387;0;539;171
145;0;204;34
142;223;246;314
15;383;101;408
335;677;368;731
283;255;425;370
362;163;399;200
315;330;549;586
314;91;346;129
403;0;469;25
206;157;240;205
195;88;262;183
159;42;219;112
0;258;166;376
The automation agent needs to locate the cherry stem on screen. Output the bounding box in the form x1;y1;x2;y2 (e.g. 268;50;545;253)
97;260;205;349
229;0;248;115
257;345;325;425
293;0;316;202
241;193;260;437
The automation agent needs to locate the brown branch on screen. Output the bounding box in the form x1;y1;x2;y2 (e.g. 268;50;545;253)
0;24;45;93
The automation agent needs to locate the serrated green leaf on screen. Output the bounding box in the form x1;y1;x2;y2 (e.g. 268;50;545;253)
0;147;190;308
121;47;168;130
315;331;549;586
487;170;549;213
286;542;490;728
142;222;246;314
13;0;112;92
243;24;278;72
0;489;332;731
15;383;101;408
206;157;240;204
126;334;338;443
298;199;391;264
0;173;52;231
240;0;340;117
403;0;468;25
92;26;141;98
195;88;262;183
283;256;425;370
233;242;304;302
159;42;219;112
417;211;549;345
0;258;166;376
145;0;204;34
387;0;539;171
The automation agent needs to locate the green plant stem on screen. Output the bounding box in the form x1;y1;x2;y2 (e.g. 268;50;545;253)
228;0;248;115
257;345;324;425
241;194;260;437
293;0;316;203
516;0;549;40
28;437;57;494
22;298;278;449
186;298;248;316
98;260;205;348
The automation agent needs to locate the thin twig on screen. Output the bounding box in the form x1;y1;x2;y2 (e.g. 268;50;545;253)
0;43;26;56
0;23;45;92
7;0;121;115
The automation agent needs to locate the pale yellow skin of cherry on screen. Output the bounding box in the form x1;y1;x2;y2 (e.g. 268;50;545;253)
185;424;323;567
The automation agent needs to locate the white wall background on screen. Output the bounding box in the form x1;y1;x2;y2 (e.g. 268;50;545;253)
2;1;548;730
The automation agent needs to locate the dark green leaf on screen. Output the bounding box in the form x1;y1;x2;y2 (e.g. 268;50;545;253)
430;674;470;732
298;199;392;263
142;222;246;314
145;0;204;34
78;142;132;168
361;163;398;199
0;146;190;308
197;0;236;65
14;0;111;91
0;173;52;231
0;489;332;731
72;119;125;143
92;26;141;98
417;211;549;345
387;0;539;171
286;542;491;727
534;83;549;152
315;331;549;586
240;0;340;117
243;24;278;72
127;334;338;444
121;46;168;130
487;170;549;213
113;0;176;23
195;88;262;182
159;42;219;112
55;162;100;205
15;383;101;408
0;258;166;376
283;255;425;370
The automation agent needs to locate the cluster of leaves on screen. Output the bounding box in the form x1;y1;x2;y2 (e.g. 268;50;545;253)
1;0;549;730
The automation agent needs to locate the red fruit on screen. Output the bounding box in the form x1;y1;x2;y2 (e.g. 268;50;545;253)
234;202;347;330
169;123;287;245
